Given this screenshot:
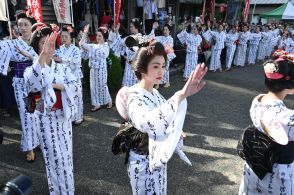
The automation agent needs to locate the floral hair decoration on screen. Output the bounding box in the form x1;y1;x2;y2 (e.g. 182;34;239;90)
264;62;284;80
98;26;108;34
32;23;50;37
50;24;60;33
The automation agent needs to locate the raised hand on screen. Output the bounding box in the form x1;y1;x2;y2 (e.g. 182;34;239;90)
39;32;58;67
115;23;120;32
83;24;90;34
179;63;208;99
152;21;159;29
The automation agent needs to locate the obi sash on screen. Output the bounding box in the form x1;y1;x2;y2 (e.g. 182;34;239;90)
27;89;63;113
11;61;32;78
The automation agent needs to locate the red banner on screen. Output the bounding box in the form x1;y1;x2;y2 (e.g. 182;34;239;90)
26;0;43;22
115;0;121;25
243;0;250;22
209;0;215;21
202;0;206;24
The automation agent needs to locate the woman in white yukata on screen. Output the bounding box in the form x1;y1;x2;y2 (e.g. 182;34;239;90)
24;24;78;195
239;55;294;195
0;12;39;162
257;25;271;62
277;33;289;50
225;26;238;71
154;24;176;88
286;34;294;54
234;25;251;67
53;26;84;125
111;19;156;87
177;24;202;81
80;24;113;112
110;19;141;87
208;24;226;72
121;42;208;195
247;26;261;65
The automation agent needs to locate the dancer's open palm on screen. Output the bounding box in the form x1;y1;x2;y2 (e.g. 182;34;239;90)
39;32;58;67
180;63;208;98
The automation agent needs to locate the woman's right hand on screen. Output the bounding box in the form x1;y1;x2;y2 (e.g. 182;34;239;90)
178;63;208;100
39;32;58;67
83;24;90;34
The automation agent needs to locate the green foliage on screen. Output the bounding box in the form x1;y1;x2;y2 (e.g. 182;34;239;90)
107;52;123;93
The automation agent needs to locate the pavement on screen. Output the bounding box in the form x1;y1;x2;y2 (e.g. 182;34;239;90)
1;63;294;195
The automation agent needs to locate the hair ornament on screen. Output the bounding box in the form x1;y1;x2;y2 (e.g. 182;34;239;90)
50;24;59;33
32;23;49;37
98;26;108;34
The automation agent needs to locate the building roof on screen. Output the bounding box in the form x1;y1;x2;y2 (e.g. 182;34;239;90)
250;0;293;5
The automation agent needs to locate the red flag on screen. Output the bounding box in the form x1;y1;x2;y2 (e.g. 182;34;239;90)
209;0;215;22
26;0;43;22
243;0;250;22
115;0;121;25
202;0;206;24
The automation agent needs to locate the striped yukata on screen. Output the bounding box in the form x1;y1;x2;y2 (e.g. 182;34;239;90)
55;44;83;122
225;32;239;69
0;38;39;152
247;32;261;65
234;31;251;67
24;60;78;195
257;31;271;61
155;35;176;84
177;30;202;79
209;30;226;71
239;94;294;195
80;42;112;107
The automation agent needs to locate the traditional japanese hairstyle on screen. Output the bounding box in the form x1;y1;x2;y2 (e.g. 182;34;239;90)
30;23;53;54
130;18;142;30
60;25;75;39
263;52;294;92
96;26;109;40
16;11;36;25
164;24;172;32
132;41;167;80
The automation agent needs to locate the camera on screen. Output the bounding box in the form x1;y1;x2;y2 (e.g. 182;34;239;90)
0;175;32;195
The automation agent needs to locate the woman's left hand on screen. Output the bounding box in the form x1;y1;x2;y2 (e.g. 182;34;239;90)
179;63;208;99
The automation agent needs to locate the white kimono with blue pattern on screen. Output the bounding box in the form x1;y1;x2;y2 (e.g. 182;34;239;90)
247;32;261;64
225;32;238;69
234;31;251;67
0;38;39;152
208;30;226;71
177;30;202;79
155;35;176;84
80;42;112;107
55;44;83;121
24;59;78;195
257;31;271;60
127;85;190;195
239;94;294;195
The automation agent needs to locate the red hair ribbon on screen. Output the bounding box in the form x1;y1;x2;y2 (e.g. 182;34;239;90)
265;72;284;80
